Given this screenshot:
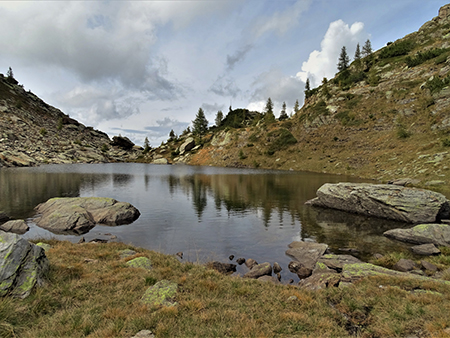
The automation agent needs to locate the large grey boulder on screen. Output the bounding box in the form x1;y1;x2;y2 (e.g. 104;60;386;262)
0;220;29;234
384;223;450;246
306;183;450;223
0;232;49;298
34;197;140;234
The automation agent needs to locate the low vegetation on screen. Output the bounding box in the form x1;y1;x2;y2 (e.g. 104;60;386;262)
1;240;450;337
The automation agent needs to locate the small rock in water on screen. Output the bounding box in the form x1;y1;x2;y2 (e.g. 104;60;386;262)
288;279;294;284
89;238;108;243
236;258;246;265
276;272;281;281
176;252;183;259
229;255;234;261
78;237;85;244
273;262;282;273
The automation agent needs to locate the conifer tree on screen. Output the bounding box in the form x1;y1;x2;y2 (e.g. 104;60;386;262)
337;46;350;72
192;108;208;135
215;110;223;127
143;137;150;153
279;101;288;121
304;78;312;99
169;129;176;140
264;97;275;122
354;43;361;61
293;99;300;115
362;39;373;57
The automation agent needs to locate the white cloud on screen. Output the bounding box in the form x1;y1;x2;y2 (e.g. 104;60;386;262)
296;20;369;87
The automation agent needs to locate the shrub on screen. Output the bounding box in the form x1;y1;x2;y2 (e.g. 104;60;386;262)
405;48;447;67
335;110;358;126
238;149;247;160
396;124;411;139
101;144;109;152
379;39;415;59
57;117;63;130
442;138;450;147
425;75;450;94
266;128;297;154
40;128;47;136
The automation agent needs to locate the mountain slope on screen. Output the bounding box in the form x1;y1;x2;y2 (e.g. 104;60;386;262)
0;74;139;167
146;3;450;191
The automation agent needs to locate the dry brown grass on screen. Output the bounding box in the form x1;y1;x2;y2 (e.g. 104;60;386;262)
2;240;450;337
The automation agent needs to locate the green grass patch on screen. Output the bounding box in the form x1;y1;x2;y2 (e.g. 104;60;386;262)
379;39;415;59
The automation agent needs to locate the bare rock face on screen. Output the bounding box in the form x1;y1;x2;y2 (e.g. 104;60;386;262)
439;4;450;21
34;197;140;234
306;183;450;224
0;232;49;298
384;224;450;246
178;137;195;155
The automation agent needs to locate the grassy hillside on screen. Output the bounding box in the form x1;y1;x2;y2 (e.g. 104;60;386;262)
145;6;450;196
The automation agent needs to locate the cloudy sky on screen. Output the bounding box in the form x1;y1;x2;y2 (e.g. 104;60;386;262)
0;0;447;146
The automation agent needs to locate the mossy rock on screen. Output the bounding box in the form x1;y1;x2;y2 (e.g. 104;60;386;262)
141;280;177;307
126;257;152;270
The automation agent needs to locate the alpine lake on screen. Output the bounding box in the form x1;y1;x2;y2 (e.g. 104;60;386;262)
0;163;412;281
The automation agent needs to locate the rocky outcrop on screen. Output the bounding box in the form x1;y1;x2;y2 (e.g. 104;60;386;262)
111;136;135;150
306;183;450;223
0;220;29;234
34;197;140;234
0;232;49;298
140;280;177;307
384;223;450;246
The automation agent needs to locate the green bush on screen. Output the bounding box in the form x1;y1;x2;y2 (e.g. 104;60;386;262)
396;124;411;139
40;128;47;136
238;149;247;160
442;138;450;147
405;48;447;67
425;75;450;94
335;110;357;126
101;144;109;152
379;39;414;59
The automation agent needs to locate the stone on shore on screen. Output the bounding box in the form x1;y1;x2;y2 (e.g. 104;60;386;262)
0;220;29;234
306;183;450;223
244;262;272;279
208;261;236;274
285;242;328;279
34;197;140;234
384;223;450;246
0;232;49;298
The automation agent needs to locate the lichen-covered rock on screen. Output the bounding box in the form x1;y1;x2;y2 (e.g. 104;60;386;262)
384;223;450;246
0;232;49;298
119;249;137;259
126;257;152;270
244;262;272;279
0;220;29;234
141;280;177;307
306;183;450;223
34;197;140;234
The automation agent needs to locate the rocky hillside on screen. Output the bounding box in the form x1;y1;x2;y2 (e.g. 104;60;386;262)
145;4;450;192
0;74;140;167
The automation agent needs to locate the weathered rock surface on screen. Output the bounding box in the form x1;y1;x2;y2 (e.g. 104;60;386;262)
208;261;236;274
0;232;49;298
410;243;441;256
141;280;177;307
257;275;280;284
285;242;328;279
34;197;140;234
244;262;272;279
273;262;282;274
393;258;418;272
384;223;450;246
306;183;450;223
126;257;152;270
131;330;155;338
0;220;29;234
179;137;195;154
421;260;438;272
318;254;362;272
245;258;258;269
119;249;137;259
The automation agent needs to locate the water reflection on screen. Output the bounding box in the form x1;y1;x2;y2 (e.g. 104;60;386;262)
0;163;412;268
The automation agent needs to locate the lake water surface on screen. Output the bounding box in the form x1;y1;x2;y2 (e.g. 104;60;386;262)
0;163;411;281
